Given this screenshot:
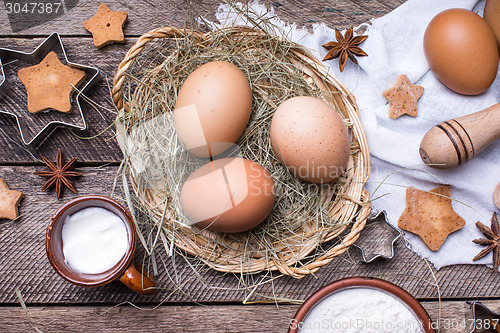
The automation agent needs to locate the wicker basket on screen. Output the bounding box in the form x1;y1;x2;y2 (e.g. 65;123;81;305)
112;26;371;279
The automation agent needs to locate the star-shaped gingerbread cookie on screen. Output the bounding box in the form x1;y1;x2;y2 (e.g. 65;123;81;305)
18;51;87;114
83;3;128;49
398;185;465;251
0;178;23;220
383;74;424;119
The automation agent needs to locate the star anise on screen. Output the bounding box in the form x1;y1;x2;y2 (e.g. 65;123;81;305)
472;212;500;272
322;26;368;72
35;149;82;200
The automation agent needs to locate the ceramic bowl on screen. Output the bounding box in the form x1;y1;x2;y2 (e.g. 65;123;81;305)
289;276;435;333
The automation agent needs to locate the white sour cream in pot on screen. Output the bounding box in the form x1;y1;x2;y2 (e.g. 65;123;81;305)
299;287;425;333
62;207;129;274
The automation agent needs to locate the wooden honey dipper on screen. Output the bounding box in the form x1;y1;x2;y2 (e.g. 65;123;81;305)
419;102;500;169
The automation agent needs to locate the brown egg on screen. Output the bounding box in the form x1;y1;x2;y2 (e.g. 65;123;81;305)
484;0;500;48
180;157;275;233
270;96;350;183
174;61;252;158
424;8;499;95
494;182;500;209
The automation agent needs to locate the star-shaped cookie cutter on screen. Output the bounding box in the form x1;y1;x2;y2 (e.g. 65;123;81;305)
466;301;500;333
0;32;99;146
353;210;401;263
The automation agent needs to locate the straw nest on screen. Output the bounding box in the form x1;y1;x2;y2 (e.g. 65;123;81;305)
112;22;371;279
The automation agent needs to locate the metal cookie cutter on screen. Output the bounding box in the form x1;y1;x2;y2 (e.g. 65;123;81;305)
353;210;401;263
466;301;500;333
0;32;99;146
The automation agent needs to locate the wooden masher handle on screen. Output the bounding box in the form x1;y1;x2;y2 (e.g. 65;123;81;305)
419;102;500;169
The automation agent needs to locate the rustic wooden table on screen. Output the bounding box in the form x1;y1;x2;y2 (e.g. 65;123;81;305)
0;0;499;332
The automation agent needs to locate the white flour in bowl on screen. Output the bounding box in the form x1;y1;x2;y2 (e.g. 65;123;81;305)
298;287;425;333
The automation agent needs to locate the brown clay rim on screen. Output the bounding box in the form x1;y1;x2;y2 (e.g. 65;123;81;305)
288;276;436;333
45;195;136;287
111;26;371;278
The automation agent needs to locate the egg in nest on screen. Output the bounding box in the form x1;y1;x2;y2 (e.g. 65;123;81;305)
270;96;350;184
174;61;252;157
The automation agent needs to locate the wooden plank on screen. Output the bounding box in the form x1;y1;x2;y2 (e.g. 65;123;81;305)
0;0;407;36
1;165;499;304
0;301;497;333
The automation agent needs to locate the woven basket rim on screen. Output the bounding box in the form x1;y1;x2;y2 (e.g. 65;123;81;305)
112;25;371;279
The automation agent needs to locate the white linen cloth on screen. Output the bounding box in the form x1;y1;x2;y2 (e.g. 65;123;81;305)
214;0;500;269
